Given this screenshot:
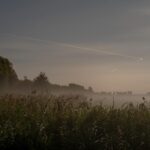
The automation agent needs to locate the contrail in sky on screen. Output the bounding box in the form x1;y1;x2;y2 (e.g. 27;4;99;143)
1;33;143;61
62;43;143;61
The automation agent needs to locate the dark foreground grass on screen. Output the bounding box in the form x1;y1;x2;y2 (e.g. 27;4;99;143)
0;95;150;150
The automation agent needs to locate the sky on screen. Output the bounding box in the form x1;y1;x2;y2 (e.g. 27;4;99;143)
1;0;150;93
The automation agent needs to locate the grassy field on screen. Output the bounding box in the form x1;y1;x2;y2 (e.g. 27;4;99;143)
0;94;150;150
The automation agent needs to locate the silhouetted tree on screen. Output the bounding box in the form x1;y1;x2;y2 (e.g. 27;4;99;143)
69;83;85;90
33;72;50;94
0;56;18;91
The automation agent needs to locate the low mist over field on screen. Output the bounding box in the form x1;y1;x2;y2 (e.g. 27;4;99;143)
0;55;149;107
1;1;150;149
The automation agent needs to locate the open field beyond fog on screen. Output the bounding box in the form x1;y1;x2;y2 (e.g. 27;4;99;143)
92;94;150;107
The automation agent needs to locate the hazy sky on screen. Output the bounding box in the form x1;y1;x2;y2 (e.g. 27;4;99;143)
1;0;150;93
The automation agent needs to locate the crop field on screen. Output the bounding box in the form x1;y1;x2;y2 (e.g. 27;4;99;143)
0;95;150;150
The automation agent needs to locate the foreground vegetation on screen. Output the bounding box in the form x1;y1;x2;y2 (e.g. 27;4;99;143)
0;95;150;150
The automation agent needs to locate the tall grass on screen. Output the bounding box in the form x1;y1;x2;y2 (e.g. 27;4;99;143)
0;94;150;150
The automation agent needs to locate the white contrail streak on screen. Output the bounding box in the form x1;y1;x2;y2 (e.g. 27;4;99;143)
1;33;143;61
62;43;143;61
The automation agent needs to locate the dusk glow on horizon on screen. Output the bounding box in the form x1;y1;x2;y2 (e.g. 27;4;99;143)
1;0;150;93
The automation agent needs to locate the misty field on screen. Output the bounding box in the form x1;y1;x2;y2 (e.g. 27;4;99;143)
0;95;150;150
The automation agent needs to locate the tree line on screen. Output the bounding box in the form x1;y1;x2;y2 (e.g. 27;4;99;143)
0;56;93;95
